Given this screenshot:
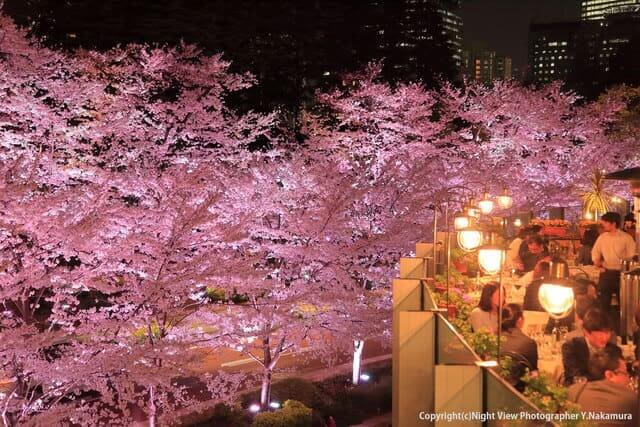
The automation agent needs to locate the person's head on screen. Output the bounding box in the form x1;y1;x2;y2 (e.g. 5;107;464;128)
478;282;504;312
581;226;599;247
582;308;613;349
600;212;622;232
501;303;524;331
574;295;594;322
516;227;527;239
588;344;628;385
529;224;543;235
533;261;550;280
527;235;545;255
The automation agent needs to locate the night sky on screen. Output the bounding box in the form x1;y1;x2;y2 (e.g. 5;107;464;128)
460;0;581;76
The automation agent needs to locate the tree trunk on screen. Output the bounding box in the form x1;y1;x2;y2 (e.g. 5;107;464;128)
352;340;365;385
148;385;156;427
260;369;272;408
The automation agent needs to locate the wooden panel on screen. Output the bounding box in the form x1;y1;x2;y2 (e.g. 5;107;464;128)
396;311;435;427
416;242;433;258
400;257;425;279
392;279;424;426
434;365;482;427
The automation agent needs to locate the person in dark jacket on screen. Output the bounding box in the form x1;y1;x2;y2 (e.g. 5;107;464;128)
567;344;636;427
562;307;614;386
576;226;599;266
523;260;550;312
501;303;538;371
517;235;549;273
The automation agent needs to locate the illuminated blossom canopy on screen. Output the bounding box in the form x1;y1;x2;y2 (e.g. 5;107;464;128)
0;12;637;425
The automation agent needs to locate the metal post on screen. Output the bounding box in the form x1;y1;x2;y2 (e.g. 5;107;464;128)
634;196;640;254
497;239;503;365
433;207;438;280
445;204;450;319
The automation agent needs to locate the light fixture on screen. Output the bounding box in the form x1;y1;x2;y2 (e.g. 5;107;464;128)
248;404;261;413
514;218;522;227
465;198;480;218
477;245;505;275
457;227;483;252
478;192;494;215
584;211;593;220
454;213;471;230
359;373;371;382
538;261;575;320
497;188;513;210
269;402;281;409
612;196;621;203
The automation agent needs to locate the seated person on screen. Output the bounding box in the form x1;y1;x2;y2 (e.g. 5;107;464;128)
522;260;550;312
469;283;503;333
567;344;635;427
562;308;614;385
565;296;595;341
501;303;538;372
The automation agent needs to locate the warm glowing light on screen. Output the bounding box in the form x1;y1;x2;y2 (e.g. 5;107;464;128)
478;246;505;275
249;404;261;413
467;207;480;218
538;283;575;319
584;212;593;220
454;215;470;230
497;189;513;210
457;228;482;252
514;218;522;227
478;193;494;215
612;196;621;203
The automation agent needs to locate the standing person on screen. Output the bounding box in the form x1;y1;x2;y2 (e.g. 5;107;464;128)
516;235;549;273
506;227;527;270
576;226;599;266
591;212;636;313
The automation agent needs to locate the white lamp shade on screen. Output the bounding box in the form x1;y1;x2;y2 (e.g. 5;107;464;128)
497;194;513;210
454;216;470;230
457;229;482;252
478;198;494;215
467;207;480;218
538;283;575;319
478;247;504;275
514;218;522;227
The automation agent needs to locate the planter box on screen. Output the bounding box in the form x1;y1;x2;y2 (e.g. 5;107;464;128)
542;226;568;237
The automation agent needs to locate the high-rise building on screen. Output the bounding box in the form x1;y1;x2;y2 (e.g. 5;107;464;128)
529;22;579;84
581;0;640;20
437;1;464;68
367;0;463;82
529;11;640;93
463;50;513;84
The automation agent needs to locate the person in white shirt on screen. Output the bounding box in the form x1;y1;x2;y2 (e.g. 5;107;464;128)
506;228;526;270
591;212;636;313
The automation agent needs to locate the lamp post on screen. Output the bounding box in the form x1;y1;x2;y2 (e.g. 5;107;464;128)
455;189;513;362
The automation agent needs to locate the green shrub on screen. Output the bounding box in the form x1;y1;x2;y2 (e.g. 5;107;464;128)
192;403;251;427
241;378;330;411
252;400;312;427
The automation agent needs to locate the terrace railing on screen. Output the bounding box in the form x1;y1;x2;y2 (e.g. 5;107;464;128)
392;243;554;426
